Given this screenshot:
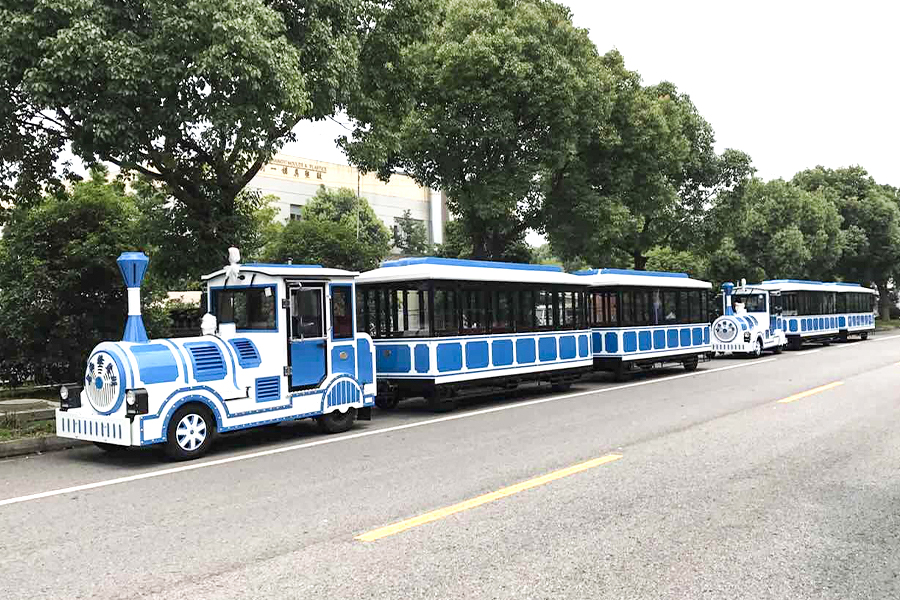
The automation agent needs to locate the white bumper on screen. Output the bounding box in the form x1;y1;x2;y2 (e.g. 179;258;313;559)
56;409;133;446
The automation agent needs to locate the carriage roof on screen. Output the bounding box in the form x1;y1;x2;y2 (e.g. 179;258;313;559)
572;268;711;290
752;279;877;294
202;263;359;282
356;257;590;286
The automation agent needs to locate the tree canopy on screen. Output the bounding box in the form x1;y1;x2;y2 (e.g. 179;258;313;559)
393;209;431;255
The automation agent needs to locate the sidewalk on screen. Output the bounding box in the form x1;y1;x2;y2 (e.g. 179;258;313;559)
0;397;89;458
0;398;59;423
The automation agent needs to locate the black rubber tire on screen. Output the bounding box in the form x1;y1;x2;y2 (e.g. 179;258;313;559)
316;408;357;433
613;362;631;383
426;388;458;413
683;357;699;372
750;338;763;358
164;404;216;461
374;394;400;410
551;382;572;392
773;344;783;355
861;332;869;340
94;441;128;453
822;339;831;346
788;337;802;351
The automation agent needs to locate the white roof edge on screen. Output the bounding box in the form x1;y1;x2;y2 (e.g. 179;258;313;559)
356;264;589;286
748;281;877;293
575;273;711;290
202;264;359;281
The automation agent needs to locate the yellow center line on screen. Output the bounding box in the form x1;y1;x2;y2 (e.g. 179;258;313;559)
776;381;844;404
355;453;623;542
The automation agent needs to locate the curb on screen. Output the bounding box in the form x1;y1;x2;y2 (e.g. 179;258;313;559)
0;436;90;459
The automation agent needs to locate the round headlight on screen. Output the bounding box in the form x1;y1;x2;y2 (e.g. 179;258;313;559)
60;386;69;401
126;390;136;406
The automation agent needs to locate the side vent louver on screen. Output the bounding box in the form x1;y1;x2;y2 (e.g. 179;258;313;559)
184;342;227;382
255;376;281;402
229;338;261;369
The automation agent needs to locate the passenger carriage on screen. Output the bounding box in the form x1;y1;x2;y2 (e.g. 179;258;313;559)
711;281;787;357
56;250;376;460
355;257;594;412
574;269;713;379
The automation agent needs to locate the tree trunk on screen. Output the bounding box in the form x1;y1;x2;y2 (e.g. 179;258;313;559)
875;280;892;321
633;252;648;271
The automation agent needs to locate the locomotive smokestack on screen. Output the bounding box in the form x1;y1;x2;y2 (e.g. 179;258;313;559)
117;252;149;343
722;282;735;316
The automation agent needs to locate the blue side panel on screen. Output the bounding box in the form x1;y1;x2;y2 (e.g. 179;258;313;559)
414;344;430;372
331;345;356;377
591;331;602;354
538;337;558;362
516;338;536;363
667;329;679;348
356;338;374;385
255;376;281;402
376;344;411;373
605;332;618;353
184;342;227;382
437;343;463;372
801;319;807;332
578;334;589;358
623;332;637;353
465;341;489;369
819;318;825;330
831;317;836;329
290;339;326;387
653;330;666;350
692;328;702;345
559;335;577;359
680;328;691;347
492;340;514;366
704;326;710;344
790;319;798;332
638;331;651;351
228;338;261;368
131;344;178;384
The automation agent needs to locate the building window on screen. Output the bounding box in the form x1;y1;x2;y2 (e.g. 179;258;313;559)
305;171;310;178
316;172;322;180
289;205;303;221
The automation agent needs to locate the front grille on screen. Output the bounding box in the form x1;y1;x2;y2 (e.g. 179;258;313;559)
84;351;122;413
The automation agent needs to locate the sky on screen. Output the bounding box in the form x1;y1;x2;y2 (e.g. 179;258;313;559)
284;0;900;188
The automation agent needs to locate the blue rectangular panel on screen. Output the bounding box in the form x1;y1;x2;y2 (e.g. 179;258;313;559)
414;344;430;373
331;345;356;377
559;336;577;359
623;331;637;353
578;334;589;357
667;329;679;348
653;330;666;349
790;319;798;332
704;326;710;344
591;331;602;354
437;343;463;372
516;338;536;363
539;337;558;362
604;332;618;353
131;344;178;384
638;331;651;351
692;328;702;345
492;340;514;366
680;328;691;347
290;339;326;388
375;344;411;373
465;341;489;369
356;338;374;384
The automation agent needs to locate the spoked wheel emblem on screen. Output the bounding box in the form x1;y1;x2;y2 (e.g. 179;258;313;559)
176;414;207;451
714;319;738;342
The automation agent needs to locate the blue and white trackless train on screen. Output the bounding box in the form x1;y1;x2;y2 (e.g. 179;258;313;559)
712;279;876;356
574;269;713;379
57;250;376;460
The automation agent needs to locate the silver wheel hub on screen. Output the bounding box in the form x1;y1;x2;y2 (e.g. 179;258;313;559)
175;413;207;452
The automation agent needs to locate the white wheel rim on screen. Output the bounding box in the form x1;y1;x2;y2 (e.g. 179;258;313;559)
175;413;207;452
755;341;761;355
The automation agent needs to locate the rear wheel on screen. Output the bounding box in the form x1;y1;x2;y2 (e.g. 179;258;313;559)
374;393;400;410
165;404;216;461
613;362;631;383
683;357;699;371
788;337;802;351
316;408;357;433
426;387;458;413
861;332;869;340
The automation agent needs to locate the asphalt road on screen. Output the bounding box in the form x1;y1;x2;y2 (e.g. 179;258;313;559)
2;334;900;599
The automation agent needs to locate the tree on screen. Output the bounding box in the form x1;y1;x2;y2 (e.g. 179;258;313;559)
434;220;534;263
0;0;428;273
543;50;754;270
706;179;844;284
0;168;166;383
393;209;431;255
792;166;900;318
644;247;708;280
344;0;609;259
302;186;392;254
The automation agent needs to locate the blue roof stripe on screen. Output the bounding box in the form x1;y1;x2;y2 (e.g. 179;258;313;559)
242;263;323;269
573;268;689;279
380;257;563;272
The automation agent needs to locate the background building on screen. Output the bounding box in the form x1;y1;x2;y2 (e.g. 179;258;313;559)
250;153;448;246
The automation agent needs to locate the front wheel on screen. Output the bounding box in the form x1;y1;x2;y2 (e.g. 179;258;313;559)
316;408;357;434
165;404;216;461
861;332;869;340
683;357;699;371
426;388;459;413
749;338;762;358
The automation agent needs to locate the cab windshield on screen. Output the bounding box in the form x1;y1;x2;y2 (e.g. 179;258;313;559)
732;293;767;313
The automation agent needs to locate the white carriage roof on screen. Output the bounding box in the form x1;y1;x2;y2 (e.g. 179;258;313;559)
572;268;712;290
745;279;877;294
356;257;589;286
202;263;358;281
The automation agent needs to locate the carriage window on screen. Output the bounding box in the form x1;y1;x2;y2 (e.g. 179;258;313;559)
214;286;277;330
733;293;766;313
782;293;798;316
662;290;678;324
434;286;459;335
689;291;703;323
461;288;488;334
492;290;515;333
290;287;324;338
517;289;536;332
535;290;553;329
331;286;353;339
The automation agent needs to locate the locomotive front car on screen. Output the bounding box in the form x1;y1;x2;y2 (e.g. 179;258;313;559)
356;257;594;412
56;251;376;460
758;279;876;350
711;281;787;357
575;269;713;379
